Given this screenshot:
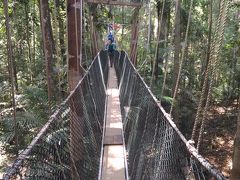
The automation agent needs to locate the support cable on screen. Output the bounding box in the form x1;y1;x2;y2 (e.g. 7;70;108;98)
191;7;220;142
196;0;229;151
191;0;229;144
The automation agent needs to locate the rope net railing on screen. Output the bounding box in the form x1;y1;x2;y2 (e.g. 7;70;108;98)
3;50;109;180
114;51;226;180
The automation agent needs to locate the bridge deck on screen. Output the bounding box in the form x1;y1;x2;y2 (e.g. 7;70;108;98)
101;67;126;180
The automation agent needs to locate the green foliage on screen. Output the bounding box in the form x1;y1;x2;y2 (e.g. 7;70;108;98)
46;128;68;145
161;96;173;104
21;86;48;117
0;85;49;154
0;81;10;102
0;111;41;152
0;0;239;176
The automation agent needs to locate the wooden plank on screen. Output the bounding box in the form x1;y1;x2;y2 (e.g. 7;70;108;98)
104;135;123;145
86;0;142;7
101;67;126;180
104;67;123;144
102;146;125;180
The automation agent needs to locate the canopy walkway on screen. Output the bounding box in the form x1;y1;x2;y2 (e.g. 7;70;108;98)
4;51;226;180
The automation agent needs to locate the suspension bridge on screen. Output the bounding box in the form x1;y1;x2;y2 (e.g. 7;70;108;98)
3;51;226;180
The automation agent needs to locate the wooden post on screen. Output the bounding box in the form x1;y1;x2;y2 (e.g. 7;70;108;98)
67;0;83;90
67;0;83;179
230;97;240;180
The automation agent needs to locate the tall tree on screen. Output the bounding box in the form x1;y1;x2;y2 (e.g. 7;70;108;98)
89;4;99;58
146;2;152;51
154;0;170;80
151;0;171;84
12;0;19;92
201;0;213;89
40;0;56;113
228;9;240;99
3;0;18;155
25;2;33;82
130;7;140;66
53;0;63;101
173;0;181;92
54;0;66;63
170;0;181;123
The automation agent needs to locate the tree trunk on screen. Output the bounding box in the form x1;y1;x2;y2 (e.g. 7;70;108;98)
40;0;56;114
55;0;66;65
3;0;18;155
146;2;152;51
89;4;98;58
25;2;33;82
230;9;240;99
230;97;240;180
67;0;84;179
12;1;18;92
90;15;98;57
160;1;171;98
53;0;62;102
153;0;170;82
32;0;36;77
122;6;125;39
130;8;140;66
13;60;18;92
173;0;181;93
171;0;181;124
201;0;212;89
187;44;194;90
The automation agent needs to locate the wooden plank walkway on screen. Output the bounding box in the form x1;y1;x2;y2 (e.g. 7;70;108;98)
101;67;126;180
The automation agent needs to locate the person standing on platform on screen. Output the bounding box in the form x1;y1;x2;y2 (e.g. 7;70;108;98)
108;40;115;67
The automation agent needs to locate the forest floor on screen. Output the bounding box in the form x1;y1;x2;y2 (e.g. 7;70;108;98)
201;101;238;178
0;143;15;179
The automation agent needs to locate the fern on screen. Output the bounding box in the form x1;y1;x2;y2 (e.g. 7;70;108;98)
0;111;44;153
161;96;173;104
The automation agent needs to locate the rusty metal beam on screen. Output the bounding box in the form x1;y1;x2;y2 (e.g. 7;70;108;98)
86;0;142;7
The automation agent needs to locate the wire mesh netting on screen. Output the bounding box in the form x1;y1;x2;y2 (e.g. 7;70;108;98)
114;50;226;180
3;50;109;180
4;49;227;180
